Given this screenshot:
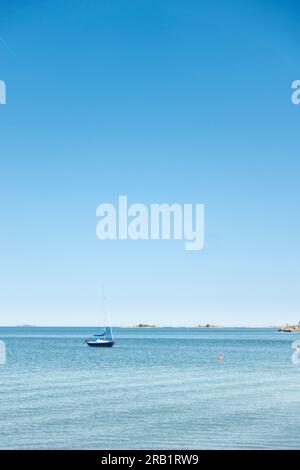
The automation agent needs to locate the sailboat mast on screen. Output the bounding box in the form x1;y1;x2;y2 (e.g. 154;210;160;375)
102;287;113;340
107;311;113;340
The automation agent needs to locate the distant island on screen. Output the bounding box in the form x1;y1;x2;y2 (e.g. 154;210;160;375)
196;324;224;328
16;325;37;328
135;324;157;328
279;323;300;333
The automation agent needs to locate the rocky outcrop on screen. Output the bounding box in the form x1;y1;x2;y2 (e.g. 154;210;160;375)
197;324;224;328
278;325;300;333
135;324;156;328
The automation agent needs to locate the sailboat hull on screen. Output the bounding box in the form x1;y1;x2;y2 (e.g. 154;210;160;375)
87;341;115;348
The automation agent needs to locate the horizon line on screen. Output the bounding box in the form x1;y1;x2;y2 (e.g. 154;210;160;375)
0;324;283;329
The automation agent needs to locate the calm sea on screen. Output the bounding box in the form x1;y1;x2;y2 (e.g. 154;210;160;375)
0;327;299;449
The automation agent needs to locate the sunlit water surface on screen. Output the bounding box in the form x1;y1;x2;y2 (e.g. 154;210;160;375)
0;327;299;449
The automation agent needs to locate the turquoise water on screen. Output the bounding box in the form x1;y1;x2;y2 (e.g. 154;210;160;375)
0;327;300;449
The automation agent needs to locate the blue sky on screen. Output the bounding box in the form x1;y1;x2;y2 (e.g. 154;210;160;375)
0;0;300;326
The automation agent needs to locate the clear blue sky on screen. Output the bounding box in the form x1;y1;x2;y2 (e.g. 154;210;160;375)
0;0;300;326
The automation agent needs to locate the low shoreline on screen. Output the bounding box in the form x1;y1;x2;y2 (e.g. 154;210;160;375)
1;325;288;329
